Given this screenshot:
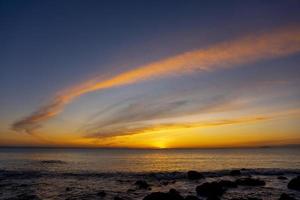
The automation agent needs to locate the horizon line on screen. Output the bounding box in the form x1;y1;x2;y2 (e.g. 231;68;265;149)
0;144;299;150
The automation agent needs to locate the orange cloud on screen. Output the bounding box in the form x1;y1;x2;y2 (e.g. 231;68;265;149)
12;26;300;134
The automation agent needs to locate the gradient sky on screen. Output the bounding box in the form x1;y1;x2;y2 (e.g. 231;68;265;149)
1;0;300;148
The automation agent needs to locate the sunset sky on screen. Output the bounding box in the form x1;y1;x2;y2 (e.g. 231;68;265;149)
1;0;300;148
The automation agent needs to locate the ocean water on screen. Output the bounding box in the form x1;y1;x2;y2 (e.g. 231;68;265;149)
0;147;300;199
0;147;299;173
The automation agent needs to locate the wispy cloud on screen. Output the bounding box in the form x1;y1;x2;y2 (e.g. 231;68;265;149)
85;116;269;139
12;26;300;134
85;108;300;139
81;93;238;132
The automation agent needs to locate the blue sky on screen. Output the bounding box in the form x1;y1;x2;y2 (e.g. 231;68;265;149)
1;0;300;147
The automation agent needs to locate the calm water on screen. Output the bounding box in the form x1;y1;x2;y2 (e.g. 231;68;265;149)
0;147;299;173
1;147;300;199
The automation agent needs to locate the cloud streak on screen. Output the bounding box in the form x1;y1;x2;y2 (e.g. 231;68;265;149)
12;26;300;133
82;93;238;133
85;108;300;139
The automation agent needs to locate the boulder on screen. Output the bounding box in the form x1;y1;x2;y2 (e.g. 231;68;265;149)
143;189;184;200
278;176;288;180
185;195;200;200
230;198;262;200
168;189;184;200
279;193;296;200
96;191;106;197
127;189;135;193
218;180;237;188
235;178;265;186
196;181;225;197
17;194;41;200
161;180;176;186
207;196;221;200
187;171;204;180
230;170;241;176
135;180;150;189
114;197;125;200
287;176;300;191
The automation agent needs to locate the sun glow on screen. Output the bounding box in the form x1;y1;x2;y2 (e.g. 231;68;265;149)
155;141;167;149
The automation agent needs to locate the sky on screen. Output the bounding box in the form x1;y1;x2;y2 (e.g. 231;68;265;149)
1;0;300;148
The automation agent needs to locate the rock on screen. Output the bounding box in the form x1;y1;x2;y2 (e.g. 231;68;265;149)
196;181;225;197
17;194;40;200
40;160;65;164
169;188;179;194
207;196;221;200
287;176;300;191
230;198;262;200
135;180;150;189
279;193;296;200
127;188;136;193
235;178;265;186
218;180;237;188
168;189;184;200
278;176;288;180
65;187;72;191
185;195;200;200
230;170;241;176
143;189;184;200
187;171;204;180
114;197;125;200
143;192;169;200
96;191;106;197
161;180;176;186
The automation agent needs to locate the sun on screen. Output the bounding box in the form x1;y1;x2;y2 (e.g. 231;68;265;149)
153;140;167;149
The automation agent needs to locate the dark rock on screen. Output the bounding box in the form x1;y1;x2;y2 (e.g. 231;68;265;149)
17;194;40;200
168;188;183;199
207;196;221;200
161;180;176;186
40;160;65;164
114;197;125;200
19;184;29;187
230;198;262;200
196;181;225;197
169;188;179;194
127;188;136;193
143;189;184;200
230;170;241;176
278;176;288;180
97;191;106;197
143;192;169;200
287;176;300;191
235;178;265;186
185;195;200;200
218;180;237;188
135;180;150;189
187;171;204;180
168;189;184;200
65;187;72;191
279;193;296;200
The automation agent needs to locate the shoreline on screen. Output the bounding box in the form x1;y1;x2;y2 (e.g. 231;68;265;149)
1;168;300;200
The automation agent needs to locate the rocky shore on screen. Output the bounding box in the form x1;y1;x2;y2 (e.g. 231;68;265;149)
0;167;300;200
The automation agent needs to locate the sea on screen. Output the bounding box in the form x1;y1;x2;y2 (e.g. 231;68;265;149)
0;147;299;199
